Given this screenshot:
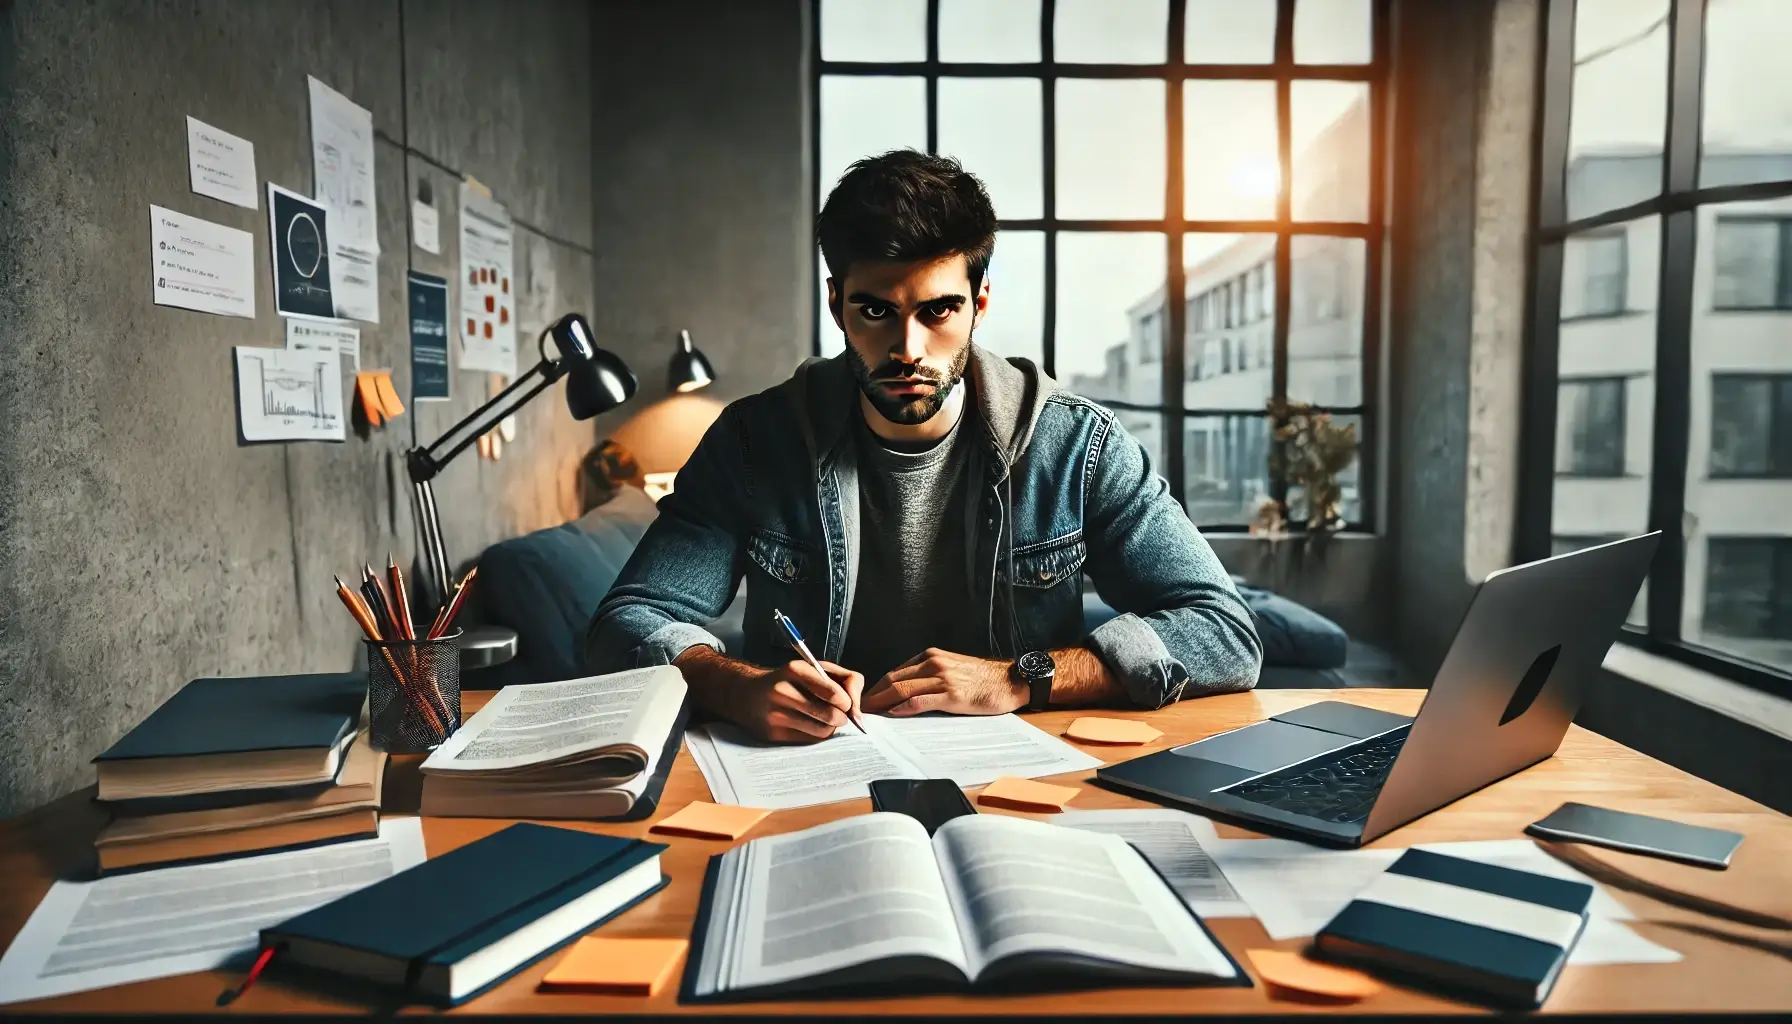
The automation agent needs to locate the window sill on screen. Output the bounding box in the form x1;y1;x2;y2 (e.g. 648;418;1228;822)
1602;642;1792;746
1558;309;1638;323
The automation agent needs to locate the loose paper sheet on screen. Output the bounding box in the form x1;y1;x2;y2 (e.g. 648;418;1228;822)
0;818;425;1005
235;346;346;442
150;206;255;319
184;116;257;209
458;182;516;375
285;318;360;372
1055;809;1251;918
306;76;377;252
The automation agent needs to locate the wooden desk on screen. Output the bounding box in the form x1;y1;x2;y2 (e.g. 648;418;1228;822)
3;689;1788;1015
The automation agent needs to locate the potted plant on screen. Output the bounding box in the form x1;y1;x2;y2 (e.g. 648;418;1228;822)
1265;397;1359;543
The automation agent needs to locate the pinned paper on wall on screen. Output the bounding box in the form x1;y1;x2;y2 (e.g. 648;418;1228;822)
373;373;405;420
235;346;345;443
150;206;256;319
307;76;377;251
409;271;450;401
458;181;516;376
268;184;335;320
184;116;257;209
286;319;360;372
355;370;404;427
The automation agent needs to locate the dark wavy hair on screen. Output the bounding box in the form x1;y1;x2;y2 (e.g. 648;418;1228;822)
816;150;998;304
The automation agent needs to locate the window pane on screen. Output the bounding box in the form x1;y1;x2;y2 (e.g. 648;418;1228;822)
1184;233;1275;411
1553;216;1657;626
1056;80;1166;219
939;0;1041;63
1700;0;1792;188
1294;0;1372;65
821;0;926;62
1111;411;1167;489
1289;235;1365;406
1710;217;1790;311
1291;81;1369;222
1054;0;1168;65
1185;0;1275;64
1696;539;1792;670
1182;81;1277;221
1563;232;1629;318
939;79;1043;220
1708;377;1776;477
1284;413;1363;525
1186;415;1272;524
1565;0;1669;222
818;252;843;357
1055;232;1167;406
980;230;1046;366
818;76;927;209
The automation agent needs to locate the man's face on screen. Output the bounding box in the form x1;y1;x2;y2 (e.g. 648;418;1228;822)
828;255;988;425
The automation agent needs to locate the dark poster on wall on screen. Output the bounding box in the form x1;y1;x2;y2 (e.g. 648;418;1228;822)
267;183;336;319
409;270;451;401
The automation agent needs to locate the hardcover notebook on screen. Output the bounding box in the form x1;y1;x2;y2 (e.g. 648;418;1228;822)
685;812;1247;1001
1314;848;1594;1009
263;823;669;1006
94;672;366;801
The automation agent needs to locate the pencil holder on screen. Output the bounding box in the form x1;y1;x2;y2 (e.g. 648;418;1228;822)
365;630;462;753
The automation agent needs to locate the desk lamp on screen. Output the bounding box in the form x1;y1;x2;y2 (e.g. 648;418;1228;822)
406;312;637;605
668;329;715;393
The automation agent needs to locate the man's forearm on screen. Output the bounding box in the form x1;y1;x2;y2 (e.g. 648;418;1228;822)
1041;645;1128;708
673;644;757;720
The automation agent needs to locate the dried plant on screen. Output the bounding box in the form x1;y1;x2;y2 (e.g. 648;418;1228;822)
1266;398;1358;534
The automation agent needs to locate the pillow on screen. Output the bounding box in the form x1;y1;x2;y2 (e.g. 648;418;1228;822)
1081;587;1348;670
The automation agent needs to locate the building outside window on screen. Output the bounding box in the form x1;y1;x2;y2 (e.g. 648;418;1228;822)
1570;232;1628;316
1713;217;1792;310
815;0;1385;528
1556;378;1628;477
1709;374;1792;477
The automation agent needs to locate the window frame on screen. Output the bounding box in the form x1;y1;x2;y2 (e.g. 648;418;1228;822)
811;0;1389;531
1518;0;1792;699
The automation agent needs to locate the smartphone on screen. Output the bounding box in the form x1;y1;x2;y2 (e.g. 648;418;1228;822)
868;779;976;835
1525;802;1743;869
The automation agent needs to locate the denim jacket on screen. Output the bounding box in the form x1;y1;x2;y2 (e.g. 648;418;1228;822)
586;346;1263;707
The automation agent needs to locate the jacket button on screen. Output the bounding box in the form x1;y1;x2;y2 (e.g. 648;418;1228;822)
1039;569;1054;581
783;560;795;576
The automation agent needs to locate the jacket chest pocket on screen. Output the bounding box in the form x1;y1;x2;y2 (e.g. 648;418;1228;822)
744;528;821;661
1001;532;1087;649
747;528;815;584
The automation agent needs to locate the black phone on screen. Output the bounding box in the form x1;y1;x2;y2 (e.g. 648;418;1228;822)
1525;802;1744;869
868;778;976;834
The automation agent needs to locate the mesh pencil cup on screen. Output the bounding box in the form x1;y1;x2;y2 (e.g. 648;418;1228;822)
365;630;462;753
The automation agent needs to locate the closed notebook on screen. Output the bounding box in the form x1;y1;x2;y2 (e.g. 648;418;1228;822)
262;822;669;1007
1314;848;1593;1009
95;672;366;801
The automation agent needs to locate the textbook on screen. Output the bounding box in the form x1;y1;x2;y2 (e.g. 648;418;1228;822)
685;812;1246;1001
418;668;687;820
1315;848;1594;1008
263;823;669;1006
94;672;365;801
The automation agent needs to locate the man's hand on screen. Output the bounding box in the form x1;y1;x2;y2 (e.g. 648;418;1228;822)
675;646;864;743
861;648;1027;716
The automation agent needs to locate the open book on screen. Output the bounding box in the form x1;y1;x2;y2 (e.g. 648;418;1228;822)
419;667;687;819
687;812;1245;1001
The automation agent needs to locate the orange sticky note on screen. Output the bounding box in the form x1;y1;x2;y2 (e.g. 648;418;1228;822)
1246;949;1382;1000
540;937;688;996
355;372;385;426
373;372;405;419
649;801;771;840
977;776;1080;813
1065;717;1163;745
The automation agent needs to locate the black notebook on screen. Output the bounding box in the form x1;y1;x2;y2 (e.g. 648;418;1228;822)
263;822;668;1006
94;672;366;801
683;812;1247;1002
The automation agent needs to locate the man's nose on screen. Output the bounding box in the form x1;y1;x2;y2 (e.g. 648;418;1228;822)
897;316;930;363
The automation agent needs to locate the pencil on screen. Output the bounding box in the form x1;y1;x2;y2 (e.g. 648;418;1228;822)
336;575;446;735
428;566;477;640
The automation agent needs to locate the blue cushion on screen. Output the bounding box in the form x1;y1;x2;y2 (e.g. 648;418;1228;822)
1081;586;1348;670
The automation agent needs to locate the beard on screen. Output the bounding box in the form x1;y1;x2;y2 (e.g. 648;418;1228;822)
846;333;973;425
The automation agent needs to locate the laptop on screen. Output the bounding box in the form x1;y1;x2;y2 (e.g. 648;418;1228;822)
1097;532;1660;847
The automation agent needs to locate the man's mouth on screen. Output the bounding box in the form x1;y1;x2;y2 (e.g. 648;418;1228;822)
877;378;936;396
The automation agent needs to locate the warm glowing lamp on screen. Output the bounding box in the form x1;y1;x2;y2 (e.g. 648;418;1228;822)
668;330;716;393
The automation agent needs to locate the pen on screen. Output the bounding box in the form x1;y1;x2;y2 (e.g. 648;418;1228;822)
773;608;865;734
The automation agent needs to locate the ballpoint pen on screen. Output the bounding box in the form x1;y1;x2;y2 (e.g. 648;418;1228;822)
774;608;865;734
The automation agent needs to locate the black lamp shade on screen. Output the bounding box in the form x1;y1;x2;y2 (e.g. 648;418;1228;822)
550;313;637;419
669;329;716;393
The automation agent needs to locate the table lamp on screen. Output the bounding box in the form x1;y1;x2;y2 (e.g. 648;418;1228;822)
407;312;637;604
668;329;715;393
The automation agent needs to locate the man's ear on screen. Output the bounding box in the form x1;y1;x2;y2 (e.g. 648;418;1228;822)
972;277;990;330
826;277;845;332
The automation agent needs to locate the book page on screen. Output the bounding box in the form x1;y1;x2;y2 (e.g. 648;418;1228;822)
696;813;968;996
932;815;1237;981
1055;809;1251;918
421;667;685;775
686;723;925;810
869;714;1104;788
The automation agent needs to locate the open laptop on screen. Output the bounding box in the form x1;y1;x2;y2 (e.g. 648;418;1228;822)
1097;532;1660;847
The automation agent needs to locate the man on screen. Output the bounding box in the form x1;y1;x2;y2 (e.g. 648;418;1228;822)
588;150;1261;742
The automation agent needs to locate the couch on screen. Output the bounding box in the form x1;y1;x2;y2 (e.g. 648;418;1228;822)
473;486;1391;689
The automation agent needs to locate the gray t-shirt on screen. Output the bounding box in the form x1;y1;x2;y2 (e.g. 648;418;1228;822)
839;412;984;683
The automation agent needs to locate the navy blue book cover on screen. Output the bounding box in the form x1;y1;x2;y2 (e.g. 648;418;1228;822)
95;672;366;762
265;823;664;967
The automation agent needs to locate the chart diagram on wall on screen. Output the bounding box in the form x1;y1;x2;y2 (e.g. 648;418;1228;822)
234;346;345;442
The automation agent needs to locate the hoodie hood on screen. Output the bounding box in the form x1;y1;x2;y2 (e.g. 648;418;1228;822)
782;344;1057;472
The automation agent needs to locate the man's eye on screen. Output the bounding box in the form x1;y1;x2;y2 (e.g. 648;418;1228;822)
860;305;892;320
922;305;953;322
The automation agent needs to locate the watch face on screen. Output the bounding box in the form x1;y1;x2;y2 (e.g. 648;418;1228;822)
1019;650;1053;677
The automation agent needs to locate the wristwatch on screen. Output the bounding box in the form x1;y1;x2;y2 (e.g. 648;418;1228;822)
1012;650;1055;711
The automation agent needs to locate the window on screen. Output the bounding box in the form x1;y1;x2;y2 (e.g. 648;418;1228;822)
1522;0;1792;695
1712;218;1792;310
1710;375;1792;477
1555;378;1627;477
817;0;1386;528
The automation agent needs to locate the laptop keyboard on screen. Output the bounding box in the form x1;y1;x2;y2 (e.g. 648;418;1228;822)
1223;728;1410;824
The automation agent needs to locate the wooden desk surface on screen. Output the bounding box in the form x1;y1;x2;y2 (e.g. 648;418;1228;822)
3;688;1789;1015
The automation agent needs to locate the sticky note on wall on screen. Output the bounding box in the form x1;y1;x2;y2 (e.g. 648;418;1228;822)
356;372;385;426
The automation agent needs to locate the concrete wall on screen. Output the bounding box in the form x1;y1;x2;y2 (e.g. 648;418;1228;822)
0;0;597;816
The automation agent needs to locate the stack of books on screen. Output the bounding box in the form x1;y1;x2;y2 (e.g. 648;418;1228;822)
92;672;384;874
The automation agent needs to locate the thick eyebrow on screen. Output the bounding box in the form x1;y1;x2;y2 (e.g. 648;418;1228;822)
845;291;969;309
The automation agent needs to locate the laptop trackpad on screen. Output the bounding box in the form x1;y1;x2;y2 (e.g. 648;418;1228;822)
1172;720;1359;773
